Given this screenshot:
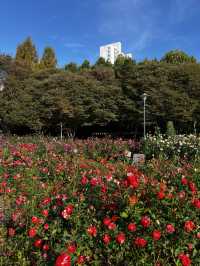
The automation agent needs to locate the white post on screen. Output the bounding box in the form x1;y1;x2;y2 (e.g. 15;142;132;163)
143;93;147;140
194;121;197;135
60;122;63;140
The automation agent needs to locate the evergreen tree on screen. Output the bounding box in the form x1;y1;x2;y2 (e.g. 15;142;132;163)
161;50;197;64
95;57;107;66
114;55;126;67
80;59;90;69
40;47;57;69
15;37;38;69
65;62;78;73
114;55;125;78
0;54;13;72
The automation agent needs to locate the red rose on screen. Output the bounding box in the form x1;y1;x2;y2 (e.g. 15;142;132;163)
87;225;97;237
77;255;85;264
106;174;112;181
127;174;139;189
1;181;7;188
101;184;107;193
197;232;200;239
62;204;74;219
42;209;49;217
34;239;43;248
103;234;111;244
184;221;195;232
108;222;116;230
116;232;126;244
8;228;15;237
134;237;147;248
188;182;197;193
128;223;137;232
123;179;129;187
41;197;51;206
81;176;88;185
157;191;165;200
192;199;200;209
178;253;191;266
65;204;74;215
44;223;49;230
152;230;161;241
90;178;98;186
141;216;151;228
55;253;71;266
103;217;111;226
166;224;175;234
31;216;39;224
28;228;37;238
181;177;188;185
41;167;49;174
43;244;50;251
67;244;76;254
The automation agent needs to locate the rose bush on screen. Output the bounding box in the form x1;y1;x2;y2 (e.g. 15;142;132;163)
0;136;199;265
143;134;200;160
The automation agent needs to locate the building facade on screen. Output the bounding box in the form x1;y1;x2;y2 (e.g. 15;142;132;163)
100;42;132;64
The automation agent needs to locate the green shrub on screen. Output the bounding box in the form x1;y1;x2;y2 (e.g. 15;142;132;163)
166;121;176;136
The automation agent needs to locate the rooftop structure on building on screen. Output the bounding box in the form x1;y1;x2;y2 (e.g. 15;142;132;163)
100;42;132;64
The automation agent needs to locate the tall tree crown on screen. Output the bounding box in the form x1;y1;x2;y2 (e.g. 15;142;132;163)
15;37;38;69
161;49;196;64
40;47;57;69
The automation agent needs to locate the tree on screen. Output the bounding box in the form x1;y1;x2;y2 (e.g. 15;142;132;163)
15;37;38;69
161;50;196;64
115;55;126;66
65;62;78;73
115;57;135;79
0;55;12;91
91;66;115;83
95;57;112;67
95;57;106;66
2;37;200;136
80;59;90;70
114;55;125;78
40;47;57;69
0;83;43;133
0;54;13;72
166;121;176;136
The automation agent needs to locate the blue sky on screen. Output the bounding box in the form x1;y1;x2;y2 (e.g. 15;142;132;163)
0;0;200;66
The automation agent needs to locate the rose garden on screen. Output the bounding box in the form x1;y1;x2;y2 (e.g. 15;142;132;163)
0;135;199;266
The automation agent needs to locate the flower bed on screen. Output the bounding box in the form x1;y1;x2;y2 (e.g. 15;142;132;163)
144;134;200;160
0;137;199;265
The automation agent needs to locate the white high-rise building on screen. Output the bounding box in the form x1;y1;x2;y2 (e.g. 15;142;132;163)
100;42;132;64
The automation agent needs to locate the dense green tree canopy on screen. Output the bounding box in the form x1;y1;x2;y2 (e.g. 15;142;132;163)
40;47;57;69
80;59;90;69
1;37;200;136
161;49;196;64
0;54;13;73
65;62;78;73
15;37;38;69
95;57;112;67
